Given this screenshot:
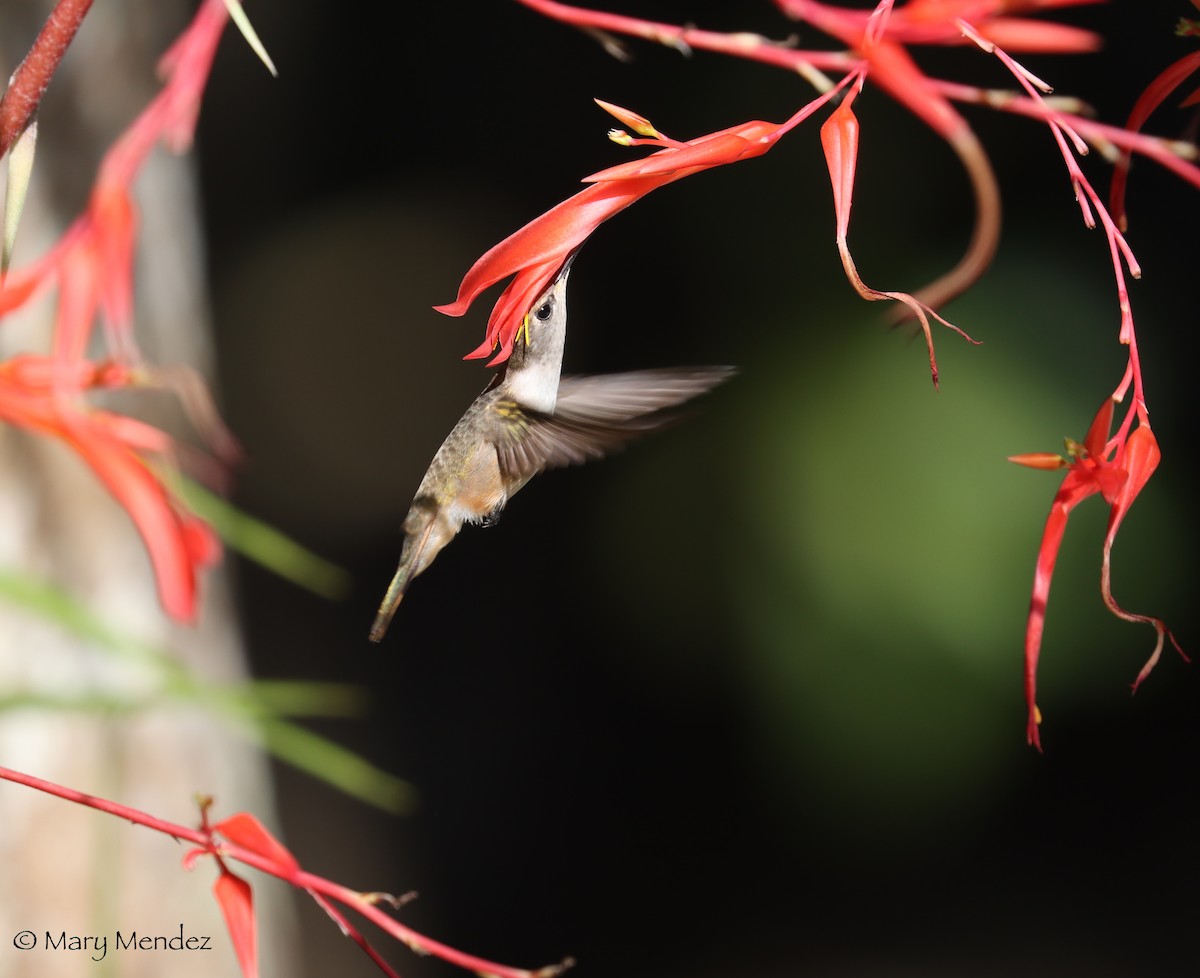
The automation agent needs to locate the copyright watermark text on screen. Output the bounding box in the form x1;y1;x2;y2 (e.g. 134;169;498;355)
11;925;212;962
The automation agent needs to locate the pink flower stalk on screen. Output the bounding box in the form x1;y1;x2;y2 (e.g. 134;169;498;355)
437;96;843;364
953;25;1188;746
1010;400;1186;751
0;0;235;620
0;765;572;978
958;21;1146;349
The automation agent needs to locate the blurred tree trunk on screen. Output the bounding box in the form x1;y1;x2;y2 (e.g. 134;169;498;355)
0;3;293;975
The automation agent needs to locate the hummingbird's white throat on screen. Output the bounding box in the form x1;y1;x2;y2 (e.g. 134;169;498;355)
502;275;570;413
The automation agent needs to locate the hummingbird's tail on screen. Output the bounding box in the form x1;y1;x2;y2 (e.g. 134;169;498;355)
368;516;437;642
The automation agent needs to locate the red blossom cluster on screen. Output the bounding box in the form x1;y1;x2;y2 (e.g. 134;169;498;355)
441;0;1194;747
0;0;235;622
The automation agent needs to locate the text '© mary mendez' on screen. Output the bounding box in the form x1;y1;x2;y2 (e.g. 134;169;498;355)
12;925;213;962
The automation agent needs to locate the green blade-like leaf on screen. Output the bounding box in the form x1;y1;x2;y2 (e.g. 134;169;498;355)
0;568;413;813
177;478;351;600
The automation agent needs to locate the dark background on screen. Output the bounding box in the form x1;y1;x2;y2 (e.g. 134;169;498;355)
194;2;1196;975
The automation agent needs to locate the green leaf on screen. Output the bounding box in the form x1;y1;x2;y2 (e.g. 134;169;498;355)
0;569;414;813
252;718;417;813
177;478;352;600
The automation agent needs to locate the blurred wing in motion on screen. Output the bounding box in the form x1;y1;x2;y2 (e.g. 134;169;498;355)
495;366;734;486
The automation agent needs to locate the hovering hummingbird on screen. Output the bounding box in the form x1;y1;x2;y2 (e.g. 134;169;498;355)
368;256;733;641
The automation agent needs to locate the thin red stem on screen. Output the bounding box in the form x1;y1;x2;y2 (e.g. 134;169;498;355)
514;0;854;74
902;126;1001;314
933;80;1200;195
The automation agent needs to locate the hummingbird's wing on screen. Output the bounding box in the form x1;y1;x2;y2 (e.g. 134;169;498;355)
494;366;734;484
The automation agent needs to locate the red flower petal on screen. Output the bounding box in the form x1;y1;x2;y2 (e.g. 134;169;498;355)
90;187;138;348
821;88;861;240
1081;398;1114;459
215;812;300;876
213;868;257;978
439;114;787;365
67;429;203;622
1022;464;1105;750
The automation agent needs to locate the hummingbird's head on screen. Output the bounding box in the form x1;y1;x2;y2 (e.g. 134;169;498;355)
529;248;576;320
506;251;576;379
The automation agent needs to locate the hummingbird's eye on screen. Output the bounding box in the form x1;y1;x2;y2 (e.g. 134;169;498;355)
534;300;553;322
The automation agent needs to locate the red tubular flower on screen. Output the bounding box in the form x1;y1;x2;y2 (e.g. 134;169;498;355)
436;102;798;365
0;356;218;621
820;74;976;386
1011;400;1186;750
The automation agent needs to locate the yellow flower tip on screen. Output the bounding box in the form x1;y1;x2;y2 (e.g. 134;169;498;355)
1034;705;1042;725
594;98;660;138
607;128;634;146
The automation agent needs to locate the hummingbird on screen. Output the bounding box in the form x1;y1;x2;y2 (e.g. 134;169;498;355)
368;256;733;641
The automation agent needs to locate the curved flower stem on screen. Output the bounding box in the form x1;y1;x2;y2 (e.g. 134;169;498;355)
899;125;1001;317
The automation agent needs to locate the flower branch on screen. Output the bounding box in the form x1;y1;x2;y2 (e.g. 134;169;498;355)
0;765;572;978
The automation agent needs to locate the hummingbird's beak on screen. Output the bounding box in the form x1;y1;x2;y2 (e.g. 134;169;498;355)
556;247;581;284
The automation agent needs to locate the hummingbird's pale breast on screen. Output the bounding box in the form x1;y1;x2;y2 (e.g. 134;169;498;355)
369;259;733;642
